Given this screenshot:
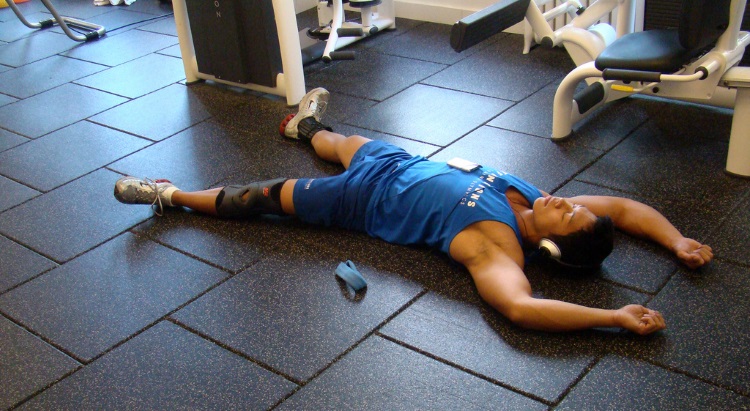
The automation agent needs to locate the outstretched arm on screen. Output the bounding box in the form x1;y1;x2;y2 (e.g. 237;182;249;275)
571;195;713;269
451;223;666;334
469;249;665;334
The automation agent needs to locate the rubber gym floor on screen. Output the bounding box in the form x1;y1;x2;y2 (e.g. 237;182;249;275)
1;1;749;409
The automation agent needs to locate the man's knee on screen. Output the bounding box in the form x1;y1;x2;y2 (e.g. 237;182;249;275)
215;178;287;218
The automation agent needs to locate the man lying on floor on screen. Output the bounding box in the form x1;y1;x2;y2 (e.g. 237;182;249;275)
114;88;713;336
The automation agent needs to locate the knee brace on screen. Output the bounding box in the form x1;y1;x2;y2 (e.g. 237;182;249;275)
215;178;287;218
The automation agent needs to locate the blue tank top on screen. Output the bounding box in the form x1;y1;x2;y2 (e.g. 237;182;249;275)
365;156;543;254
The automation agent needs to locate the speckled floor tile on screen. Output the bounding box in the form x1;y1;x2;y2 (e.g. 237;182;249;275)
305;49;446;101
278;335;546;410
611;261;750;396
0;55;106;99
135;15;177;36
0;12;49;42
18;321;296;410
0;169;152;262
171;249;422;382
132;213;305;273
36;0;111;20
108;119;282;193
156;43;182;58
316;91;376;124
0;31;75;67
557;355;750;410
0;316;79;410
350;84;512;146
0;92;16;107
577;120;750;239
62;29;177;67
371;21;488;65
578;114;739;199
0;2;45;23
380;287;635;403
645;98;734;143
74;53;184;98
336;17;426;52
0;83;127;139
0;174;39;213
428;126;602;192
0;234;56;293
118;0;173;16
0;232;227;361
50;9;165;35
489;82;658;150
707;190;750;266
0;121;150;191
334;123;440;157
422;34;574;102
554;181;678;293
0;128;28;152
90;83;213;141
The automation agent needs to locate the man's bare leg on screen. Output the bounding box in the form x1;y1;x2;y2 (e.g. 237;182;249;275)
309;130;371;169
170;188;222;215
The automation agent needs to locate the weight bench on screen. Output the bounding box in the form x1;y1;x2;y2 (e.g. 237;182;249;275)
451;0;637;70
172;0;309;105
5;0;105;42
552;0;750;177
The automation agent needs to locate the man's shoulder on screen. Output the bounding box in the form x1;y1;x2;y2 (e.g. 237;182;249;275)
450;221;524;265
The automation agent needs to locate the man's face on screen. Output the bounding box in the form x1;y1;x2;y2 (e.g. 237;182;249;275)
532;196;597;238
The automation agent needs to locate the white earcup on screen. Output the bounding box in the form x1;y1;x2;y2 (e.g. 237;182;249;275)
539;238;561;260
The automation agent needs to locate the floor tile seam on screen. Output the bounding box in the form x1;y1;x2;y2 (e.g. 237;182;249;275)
130;228;253;275
0;309;85;365
482;123;563;141
703;187;750;254
66;44;181;70
712;254;750;269
593;275;665;298
367;45;461;66
6;361;84;410
546;354;602;408
0;57;110;99
0;168;41;194
51;52;116;68
546;120;650;194
0;116;157;174
1;202;160;266
166;317;304;386
374;331;554;406
288;289;431;388
85;106;199;144
0;259;57;298
415;81;517;104
337;119;441;148
0;226;68;264
11;270;252;370
616;351;750;399
119;13;177;35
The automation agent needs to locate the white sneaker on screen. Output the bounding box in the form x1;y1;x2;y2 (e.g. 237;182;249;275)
114;176;179;216
279;88;330;139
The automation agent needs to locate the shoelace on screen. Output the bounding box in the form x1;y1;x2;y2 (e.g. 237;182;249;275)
142;177;170;217
309;100;327;120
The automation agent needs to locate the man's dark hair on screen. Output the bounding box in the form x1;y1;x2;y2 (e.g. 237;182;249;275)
548;216;615;269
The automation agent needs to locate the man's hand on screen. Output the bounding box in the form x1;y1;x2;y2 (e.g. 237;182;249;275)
614;305;666;335
672;237;713;269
